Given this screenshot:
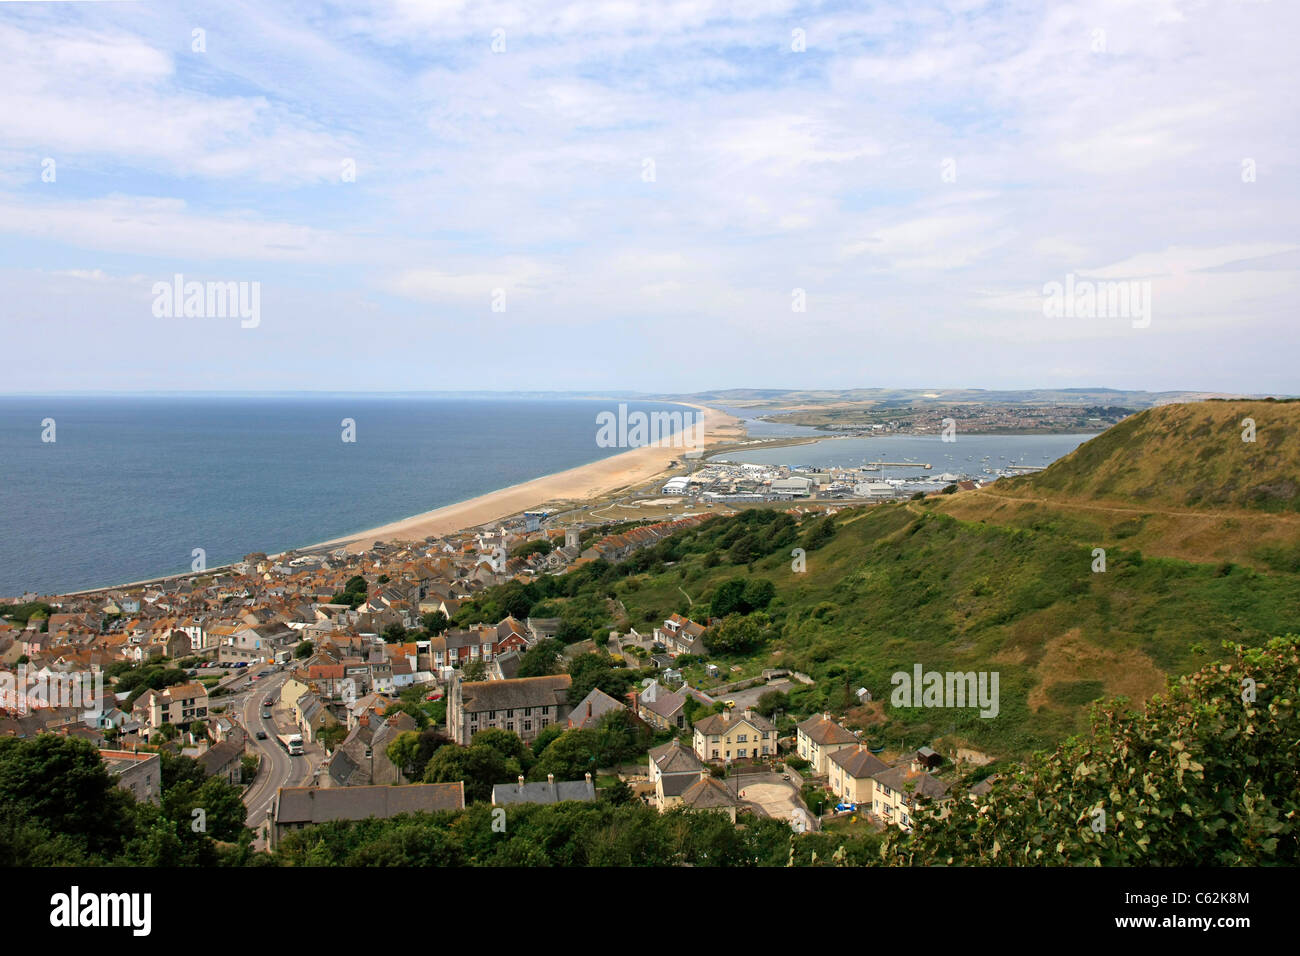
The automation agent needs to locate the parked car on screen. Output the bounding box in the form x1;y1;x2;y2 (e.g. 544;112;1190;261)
835;802;856;813
255;731;267;740
233;662;248;668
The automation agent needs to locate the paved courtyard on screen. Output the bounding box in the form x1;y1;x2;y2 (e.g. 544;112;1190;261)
733;772;816;829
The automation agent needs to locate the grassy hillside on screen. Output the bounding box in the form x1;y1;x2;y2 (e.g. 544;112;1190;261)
996;399;1300;511
456;401;1300;763
939;399;1300;572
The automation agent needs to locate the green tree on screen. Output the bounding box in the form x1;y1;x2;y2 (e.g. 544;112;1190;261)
421;611;449;635
470;728;532;768
755;689;789;718
387;731;422;780
511;539;554;559
530;722;567;758
710;578;749;618
0;735;135;859
742;578;775;612
887;637;1300;866
567;654;632;706
704;613;768;655
517;638;564;678
801;515;837;551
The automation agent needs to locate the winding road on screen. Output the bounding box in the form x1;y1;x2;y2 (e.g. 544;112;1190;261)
229;669;321;840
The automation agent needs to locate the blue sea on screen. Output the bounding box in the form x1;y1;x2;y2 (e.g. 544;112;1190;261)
0;395;691;596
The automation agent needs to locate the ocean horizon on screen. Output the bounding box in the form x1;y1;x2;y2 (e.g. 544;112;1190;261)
0;395;693;597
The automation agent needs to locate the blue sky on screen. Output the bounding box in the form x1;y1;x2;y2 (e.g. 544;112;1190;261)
1;0;1296;394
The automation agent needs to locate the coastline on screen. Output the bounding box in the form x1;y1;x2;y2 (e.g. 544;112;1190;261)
314;402;743;552
51;403;741;597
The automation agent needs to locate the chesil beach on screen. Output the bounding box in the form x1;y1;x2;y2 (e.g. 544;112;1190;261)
316;402;742;553
0;395;741;596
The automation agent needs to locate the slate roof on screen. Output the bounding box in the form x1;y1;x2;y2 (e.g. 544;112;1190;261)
796;714;857;746
458;674;571;713
649;739;703;776
274;782;465;825
871;765;951;802
568;687;626;729
827;745;890;779
197;735;245;775
693;710;775;735
680;775;740;809
491;776;596;805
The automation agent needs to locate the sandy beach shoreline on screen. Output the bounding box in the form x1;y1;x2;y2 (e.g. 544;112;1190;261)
314;402;743;552
51;403;741;597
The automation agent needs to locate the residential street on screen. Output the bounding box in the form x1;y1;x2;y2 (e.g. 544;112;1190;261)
230;669;322;843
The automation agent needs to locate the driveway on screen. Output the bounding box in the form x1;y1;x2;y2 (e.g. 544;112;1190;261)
732;772;817;830
722;679;791;712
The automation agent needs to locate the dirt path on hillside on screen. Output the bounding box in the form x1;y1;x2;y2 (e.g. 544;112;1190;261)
960;490;1300;524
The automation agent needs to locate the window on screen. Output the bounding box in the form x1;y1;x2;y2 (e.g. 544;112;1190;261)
737;734;747;743
738;749;747;758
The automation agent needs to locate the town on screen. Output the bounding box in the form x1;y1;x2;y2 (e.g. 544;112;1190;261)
0;505;997;851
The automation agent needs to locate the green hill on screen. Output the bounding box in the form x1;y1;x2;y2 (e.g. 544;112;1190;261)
997;399;1300;511
454;401;1300;762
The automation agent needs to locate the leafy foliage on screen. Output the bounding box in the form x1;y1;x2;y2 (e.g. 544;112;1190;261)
886;637;1300;866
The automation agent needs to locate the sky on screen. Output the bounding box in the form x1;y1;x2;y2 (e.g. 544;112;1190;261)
0;0;1296;395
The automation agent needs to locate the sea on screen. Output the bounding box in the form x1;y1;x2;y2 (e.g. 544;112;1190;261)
0;395;692;597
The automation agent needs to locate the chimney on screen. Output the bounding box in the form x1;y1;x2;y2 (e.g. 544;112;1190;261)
587;700;592;719
823;711;829;722
584;772;592;787
517;774;525;789
547;773;556;800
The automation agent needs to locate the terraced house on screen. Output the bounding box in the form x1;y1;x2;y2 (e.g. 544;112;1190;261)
871;759;952;832
827;745;890;807
448;673;572;745
692;708;777;763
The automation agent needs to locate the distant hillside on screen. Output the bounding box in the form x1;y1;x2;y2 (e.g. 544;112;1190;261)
663;387;1250;410
999;399;1300;512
